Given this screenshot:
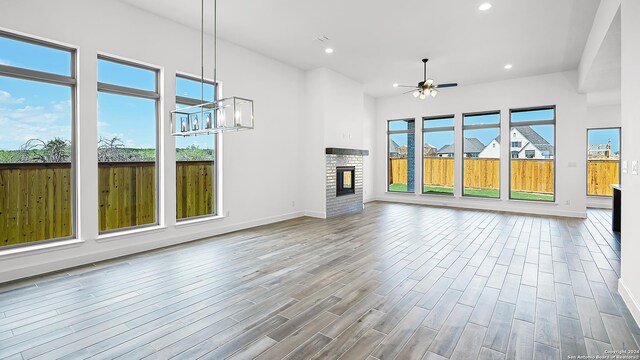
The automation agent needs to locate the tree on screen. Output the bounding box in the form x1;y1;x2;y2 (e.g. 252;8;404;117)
98;136;143;162
18;138;71;163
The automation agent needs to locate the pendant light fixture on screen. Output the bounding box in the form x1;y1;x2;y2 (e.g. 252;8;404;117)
171;0;254;136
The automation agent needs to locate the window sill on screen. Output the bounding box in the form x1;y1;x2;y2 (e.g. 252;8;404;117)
461;195;503;201
176;215;225;228
385;191;417;195
96;225;168;242
508;199;559;205
0;238;84;258
419;193;456;198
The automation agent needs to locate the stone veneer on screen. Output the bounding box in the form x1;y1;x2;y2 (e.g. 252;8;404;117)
326;154;364;217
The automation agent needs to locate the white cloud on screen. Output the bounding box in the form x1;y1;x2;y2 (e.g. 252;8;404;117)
0;90;25;104
0;115;70;149
0;59;9;66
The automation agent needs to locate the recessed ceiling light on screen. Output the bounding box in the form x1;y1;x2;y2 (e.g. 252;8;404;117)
393;83;399;87
325;47;334;54
504;64;513;70
479;3;492;11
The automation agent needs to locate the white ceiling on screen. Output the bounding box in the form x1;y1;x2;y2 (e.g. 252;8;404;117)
118;0;601;98
581;8;621;94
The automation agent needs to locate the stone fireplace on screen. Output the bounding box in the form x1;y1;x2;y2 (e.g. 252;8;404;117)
325;148;369;217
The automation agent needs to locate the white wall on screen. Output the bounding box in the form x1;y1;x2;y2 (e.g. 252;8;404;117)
363;95;376;202
0;0;307;282
374;71;589;218
618;0;640;329
302;68;370;217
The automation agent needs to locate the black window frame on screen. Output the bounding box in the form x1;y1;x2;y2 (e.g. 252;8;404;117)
586;127;621;198
461;111;501;199
175;73;219;220
387;118;416;193
97;54;160;234
422;115;456;196
509;105;556;203
0;30;78;249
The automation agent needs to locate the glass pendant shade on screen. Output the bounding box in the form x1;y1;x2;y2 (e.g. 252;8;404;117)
215;97;254;131
419;93;427;100
171;97;254;135
413;91;420;98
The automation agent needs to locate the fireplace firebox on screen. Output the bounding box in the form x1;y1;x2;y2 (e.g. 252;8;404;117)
336;166;356;196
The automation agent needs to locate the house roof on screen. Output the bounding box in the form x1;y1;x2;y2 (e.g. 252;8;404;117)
389;139;400;153
491;126;554;155
438;138;486;154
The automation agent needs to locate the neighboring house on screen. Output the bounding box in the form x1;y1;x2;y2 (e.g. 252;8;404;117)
437;138;485;158
478;126;554;159
389;139;400;158
478;138;500;158
588;140;618;159
423;144;437;157
398;144;408;158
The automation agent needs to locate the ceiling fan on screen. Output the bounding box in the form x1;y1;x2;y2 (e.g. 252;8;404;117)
395;59;458;99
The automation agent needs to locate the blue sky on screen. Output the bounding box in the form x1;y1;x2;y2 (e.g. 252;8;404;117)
0;36;214;151
588;128;620;153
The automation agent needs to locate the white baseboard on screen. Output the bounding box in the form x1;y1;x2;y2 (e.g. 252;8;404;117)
619;278;640;327
0;211;307;284
304;211;326;219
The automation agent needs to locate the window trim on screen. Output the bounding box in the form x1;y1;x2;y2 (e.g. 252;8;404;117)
387;118;416;193
0;29;76;78
175;73;220;221
461;111;501;199
422;115;456;196
97;55;161;234
586;127;621;198
508;105;556;203
0;30;78;249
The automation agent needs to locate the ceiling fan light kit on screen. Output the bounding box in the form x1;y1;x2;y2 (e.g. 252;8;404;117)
396;58;458;100
171;0;254;136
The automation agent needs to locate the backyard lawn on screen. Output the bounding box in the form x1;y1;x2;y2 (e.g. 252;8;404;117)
389;183;553;201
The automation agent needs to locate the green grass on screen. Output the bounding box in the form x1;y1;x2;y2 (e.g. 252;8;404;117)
389;183;554;201
509;191;554;201
463;188;499;198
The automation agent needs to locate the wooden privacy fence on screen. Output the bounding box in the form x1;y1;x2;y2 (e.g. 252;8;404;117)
98;162;156;232
0;163;72;247
176;161;215;220
424;158;455;187
464;159;499;190
588;160;619;196
0;161;214;247
390;158;560;194
510;159;554;194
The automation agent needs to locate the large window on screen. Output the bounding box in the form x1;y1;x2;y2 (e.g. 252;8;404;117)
509;107;555;202
587;128;620;197
175;75;217;220
0;31;76;247
97;56;159;233
422;116;455;195
387;119;415;193
462;112;500;198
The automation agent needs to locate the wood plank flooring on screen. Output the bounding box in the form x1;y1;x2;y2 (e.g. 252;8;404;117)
0;203;638;359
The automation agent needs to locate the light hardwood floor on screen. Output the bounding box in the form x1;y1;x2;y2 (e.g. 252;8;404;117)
0;202;638;359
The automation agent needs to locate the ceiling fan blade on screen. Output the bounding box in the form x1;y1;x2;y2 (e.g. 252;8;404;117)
403;89;418;94
396;85;418;88
435;83;458;88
